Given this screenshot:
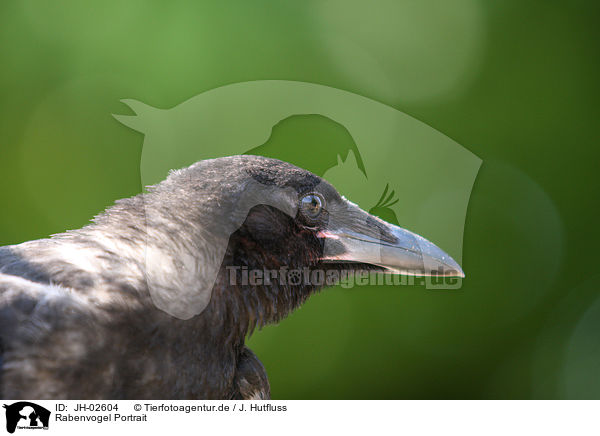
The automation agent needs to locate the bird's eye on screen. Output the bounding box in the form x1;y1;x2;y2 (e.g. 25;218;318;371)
300;193;324;219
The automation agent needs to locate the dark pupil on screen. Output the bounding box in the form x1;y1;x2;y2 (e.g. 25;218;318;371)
302;195;322;217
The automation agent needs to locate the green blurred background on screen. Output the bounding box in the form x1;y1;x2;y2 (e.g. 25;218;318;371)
1;1;598;399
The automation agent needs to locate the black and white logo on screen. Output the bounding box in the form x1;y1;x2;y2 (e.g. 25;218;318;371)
3;402;50;433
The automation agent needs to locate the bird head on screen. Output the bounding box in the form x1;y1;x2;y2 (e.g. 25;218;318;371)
227;156;463;273
140;156;463;324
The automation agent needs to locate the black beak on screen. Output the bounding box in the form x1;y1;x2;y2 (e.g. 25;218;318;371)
318;199;464;277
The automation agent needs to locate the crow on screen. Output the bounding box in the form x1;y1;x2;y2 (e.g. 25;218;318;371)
0;155;463;399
